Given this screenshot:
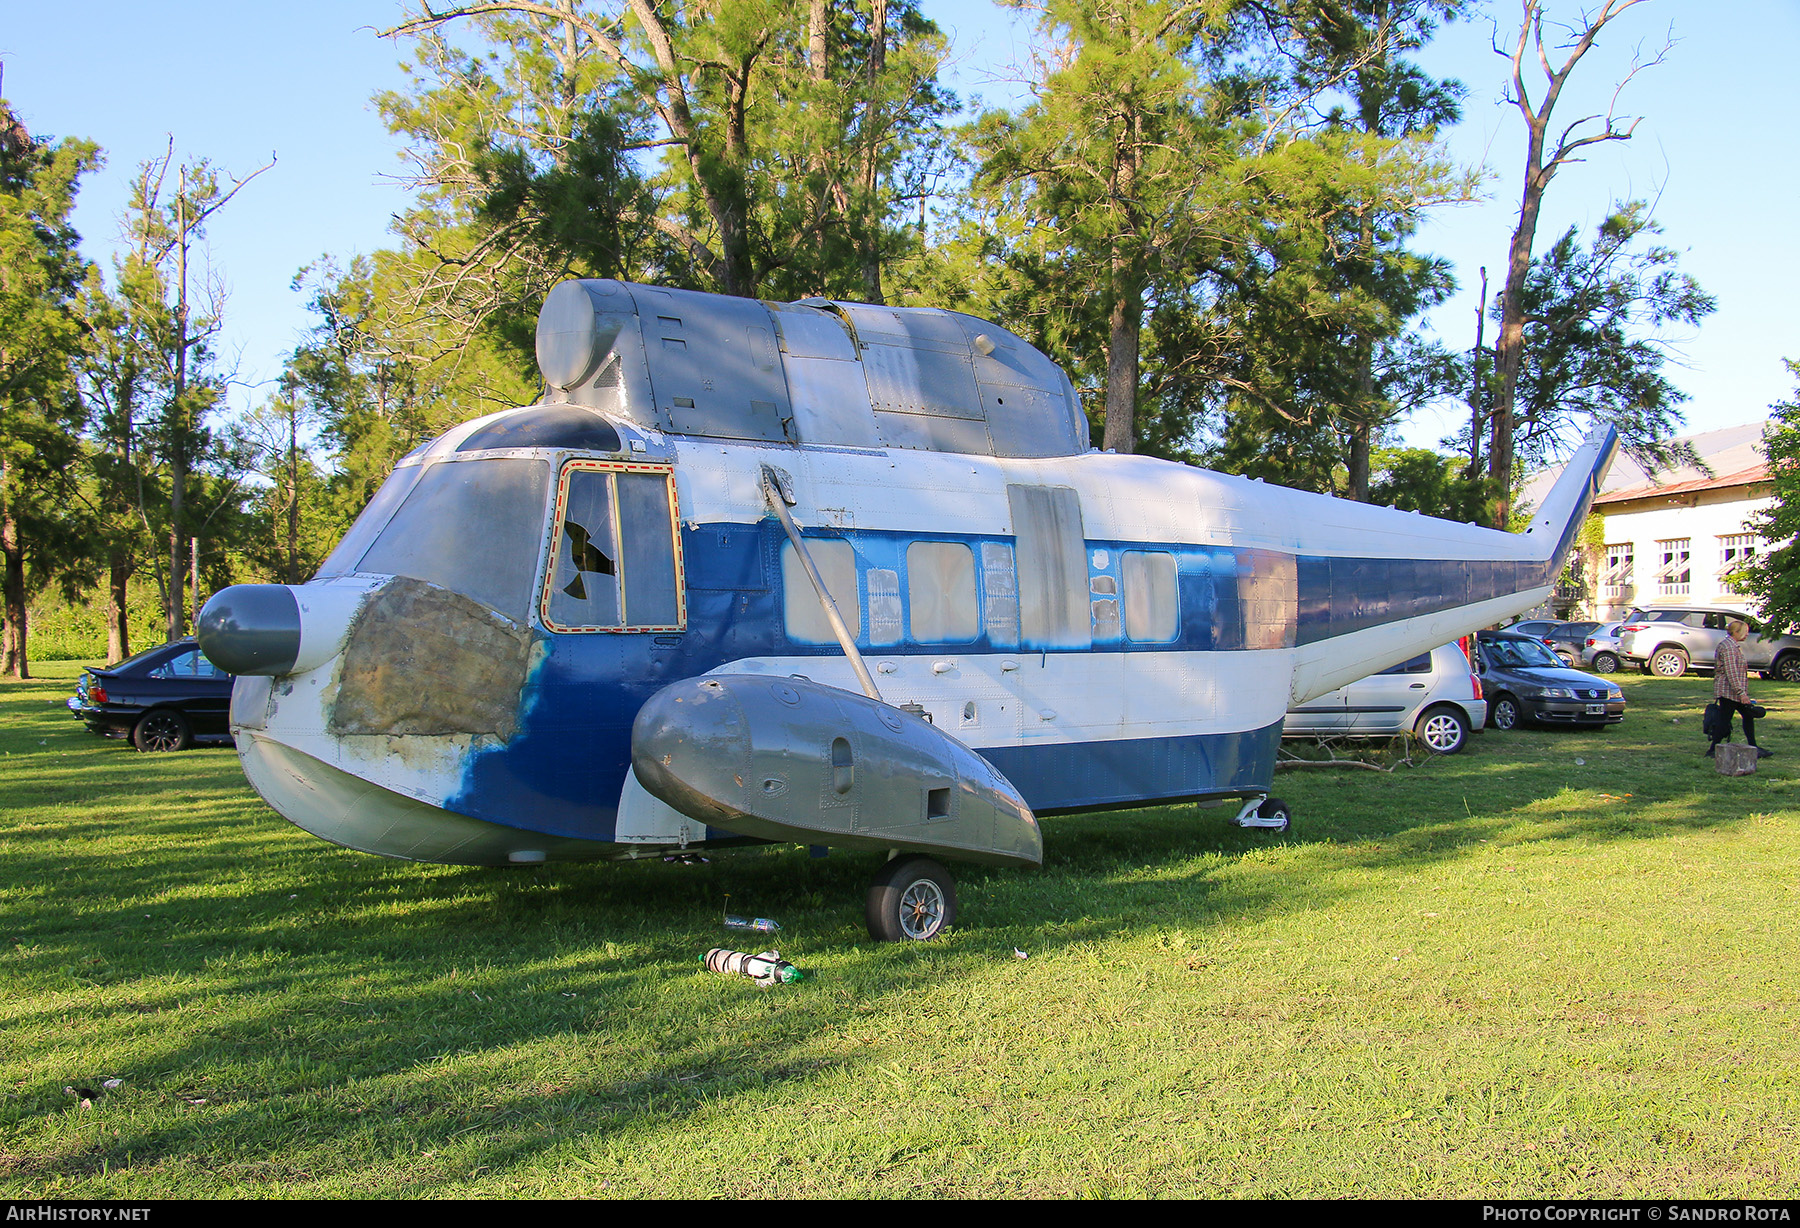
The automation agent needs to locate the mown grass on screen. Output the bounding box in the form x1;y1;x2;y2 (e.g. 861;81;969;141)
3;661;1798;1198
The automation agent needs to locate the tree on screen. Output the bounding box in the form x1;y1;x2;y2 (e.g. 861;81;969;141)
379;0;953;312
0;99;98;677
116;145;271;640
1487;0;1665;528
1506;201;1713;473
1740;362;1800;635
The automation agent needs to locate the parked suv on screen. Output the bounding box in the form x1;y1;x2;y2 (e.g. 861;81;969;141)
1616;605;1800;680
1284;641;1487;753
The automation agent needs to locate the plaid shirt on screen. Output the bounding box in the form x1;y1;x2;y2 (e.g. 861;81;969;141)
1715;635;1751;704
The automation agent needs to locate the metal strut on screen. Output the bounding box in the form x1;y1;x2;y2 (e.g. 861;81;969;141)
762;465;883;703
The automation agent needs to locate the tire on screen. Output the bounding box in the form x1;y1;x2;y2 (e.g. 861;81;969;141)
133;709;191;753
1651;647;1690;678
1776;653;1800;683
866;855;957;942
1414;705;1470;754
1257;797;1291;832
1490;695;1522;732
1593;652;1619;674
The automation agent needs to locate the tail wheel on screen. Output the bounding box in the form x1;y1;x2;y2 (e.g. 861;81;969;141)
1256;797;1291;832
866;855;957;942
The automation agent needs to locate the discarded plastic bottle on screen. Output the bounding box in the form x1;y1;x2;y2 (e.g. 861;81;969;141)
702;947;804;987
723;913;781;934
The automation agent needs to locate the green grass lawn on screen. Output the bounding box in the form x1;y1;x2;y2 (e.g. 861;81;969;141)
3;661;1798;1198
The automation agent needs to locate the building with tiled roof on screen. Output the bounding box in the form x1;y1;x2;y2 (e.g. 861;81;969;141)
1525;421;1773;619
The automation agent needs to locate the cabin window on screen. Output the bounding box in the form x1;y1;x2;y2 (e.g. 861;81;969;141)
355;457;551;625
781;539;860;644
980;542;1020;648
907;542;979;643
1121;550;1179;642
543;461;685;632
867;567;903;646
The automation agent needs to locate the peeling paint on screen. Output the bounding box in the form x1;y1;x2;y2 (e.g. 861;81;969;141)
330;578;534;739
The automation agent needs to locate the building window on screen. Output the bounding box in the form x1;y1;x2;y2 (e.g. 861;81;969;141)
1656;538;1691;597
1602;543;1633;600
1720;534;1759;596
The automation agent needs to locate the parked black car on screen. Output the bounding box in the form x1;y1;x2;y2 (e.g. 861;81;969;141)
1544;620;1603;668
1473;629;1626;730
67;639;235;751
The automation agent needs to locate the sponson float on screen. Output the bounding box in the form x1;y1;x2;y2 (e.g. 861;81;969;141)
198;278;1617;941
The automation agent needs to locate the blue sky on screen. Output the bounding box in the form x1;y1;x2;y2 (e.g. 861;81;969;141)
5;0;1794;453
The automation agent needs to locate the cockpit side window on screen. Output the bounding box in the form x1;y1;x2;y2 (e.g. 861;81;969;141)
542;461;685;632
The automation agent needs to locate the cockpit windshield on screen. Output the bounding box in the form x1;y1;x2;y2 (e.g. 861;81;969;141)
317;457;551;625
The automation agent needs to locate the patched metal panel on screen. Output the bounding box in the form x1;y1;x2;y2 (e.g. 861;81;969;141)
861;341;982;419
1008;484;1091;650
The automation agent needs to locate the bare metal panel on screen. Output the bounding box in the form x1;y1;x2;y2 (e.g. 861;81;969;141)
982;383;1079;458
768;303;858;360
536;279;1089;458
634;285;793;443
784;354;878;448
1008;484;1091;650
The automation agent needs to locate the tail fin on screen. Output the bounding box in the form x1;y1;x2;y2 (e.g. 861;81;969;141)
1523;425;1620;571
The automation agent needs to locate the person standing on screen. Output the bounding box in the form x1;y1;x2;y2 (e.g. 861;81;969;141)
1710;619;1773;758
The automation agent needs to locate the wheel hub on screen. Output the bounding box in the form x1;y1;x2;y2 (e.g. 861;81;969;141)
898;881;945;939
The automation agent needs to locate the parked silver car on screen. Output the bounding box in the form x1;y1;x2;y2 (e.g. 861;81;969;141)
1284;642;1487;753
1617;605;1800;680
1582;621;1627;674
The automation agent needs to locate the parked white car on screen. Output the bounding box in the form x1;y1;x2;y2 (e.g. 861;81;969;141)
1283;642;1487;753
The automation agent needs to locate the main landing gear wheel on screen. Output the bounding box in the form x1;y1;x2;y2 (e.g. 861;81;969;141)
133;709;191;753
866;855;958;942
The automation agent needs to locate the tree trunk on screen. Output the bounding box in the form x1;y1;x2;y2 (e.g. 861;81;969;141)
858;0;888;305
1346;421;1372;502
1;500;27;679
108;552;131;663
1102;261;1142;454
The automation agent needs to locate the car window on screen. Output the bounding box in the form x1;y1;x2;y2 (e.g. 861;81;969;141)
149;650;221;679
1376;653;1432;676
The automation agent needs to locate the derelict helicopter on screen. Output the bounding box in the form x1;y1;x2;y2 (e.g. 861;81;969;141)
197;277;1616;941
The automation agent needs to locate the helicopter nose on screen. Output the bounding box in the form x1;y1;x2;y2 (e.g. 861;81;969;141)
197;585;303;675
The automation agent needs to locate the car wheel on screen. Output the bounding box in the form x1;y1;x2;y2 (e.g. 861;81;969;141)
1776;653;1800;683
1414;705;1470;754
1490;696;1522;731
1651;647;1689;678
866;855;957;942
1593;652;1619;674
1557;651;1576;667
133;709;191;753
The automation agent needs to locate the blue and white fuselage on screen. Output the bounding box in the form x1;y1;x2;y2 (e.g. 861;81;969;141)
198;279;1614;879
